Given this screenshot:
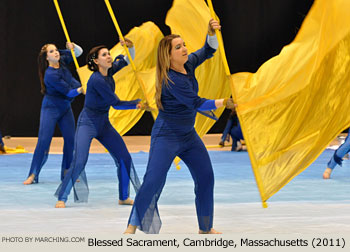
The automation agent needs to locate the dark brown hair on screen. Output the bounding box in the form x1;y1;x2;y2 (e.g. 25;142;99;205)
37;44;56;94
86;45;108;72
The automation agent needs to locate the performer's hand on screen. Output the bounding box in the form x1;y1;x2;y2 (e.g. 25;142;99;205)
208;18;221;36
137;102;154;112
120;38;134;48
218;140;224;147
223;98;236;110
66;42;74;50
78;87;85;95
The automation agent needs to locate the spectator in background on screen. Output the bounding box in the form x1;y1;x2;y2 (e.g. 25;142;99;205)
219;109;245;152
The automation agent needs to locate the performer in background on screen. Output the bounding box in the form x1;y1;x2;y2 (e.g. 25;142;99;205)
55;39;143;208
219;109;245;152
125;19;235;234
23;42;83;184
323;129;350;179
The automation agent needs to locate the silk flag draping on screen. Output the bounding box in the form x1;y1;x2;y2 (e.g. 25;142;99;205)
231;0;350;204
165;0;232;137
77;22;162;135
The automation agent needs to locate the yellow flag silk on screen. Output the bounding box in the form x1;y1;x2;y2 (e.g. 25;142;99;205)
3;146;28;154
77;22;162;135
232;0;350;203
165;0;232;137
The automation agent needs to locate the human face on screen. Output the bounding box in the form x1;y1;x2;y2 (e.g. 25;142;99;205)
46;44;60;64
170;37;188;66
94;48;112;71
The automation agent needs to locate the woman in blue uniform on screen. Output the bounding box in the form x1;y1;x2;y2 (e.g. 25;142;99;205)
55;39;142;208
124;19;235;234
323;129;350;179
23;42;83;184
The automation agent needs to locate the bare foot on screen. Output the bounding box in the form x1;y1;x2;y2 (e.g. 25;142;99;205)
123;224;137;234
55;201;66;208
23;174;35;185
199;228;222;234
323;167;332;179
119;198;134;205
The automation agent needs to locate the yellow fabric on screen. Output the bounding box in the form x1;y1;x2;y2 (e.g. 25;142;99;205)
77;22;162;135
3;145;28;154
231;0;350;203
165;0;232;138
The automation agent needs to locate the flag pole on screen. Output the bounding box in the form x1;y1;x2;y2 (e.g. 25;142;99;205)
104;0;149;104
53;0;79;69
206;0;267;208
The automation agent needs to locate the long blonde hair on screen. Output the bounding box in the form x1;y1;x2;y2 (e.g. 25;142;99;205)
155;34;180;110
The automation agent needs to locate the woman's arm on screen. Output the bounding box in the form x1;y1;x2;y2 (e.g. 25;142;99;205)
186;19;220;70
110;38;135;75
60;42;83;65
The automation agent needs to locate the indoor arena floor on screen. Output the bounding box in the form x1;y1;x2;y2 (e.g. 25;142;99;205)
0;136;349;236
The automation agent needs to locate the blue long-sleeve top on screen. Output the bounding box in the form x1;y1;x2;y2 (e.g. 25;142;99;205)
84;55;140;114
44;49;82;100
158;36;217;124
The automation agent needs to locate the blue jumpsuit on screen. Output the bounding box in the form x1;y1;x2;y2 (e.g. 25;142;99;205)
327;128;350;170
55;55;141;203
221;113;244;151
128;40;218;233
27;50;82;183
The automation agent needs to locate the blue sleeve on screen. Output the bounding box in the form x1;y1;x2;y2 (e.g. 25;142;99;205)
167;75;207;109
221;117;234;141
112;99;141;110
59;49;74;65
109;55;128;75
186;39;216;71
45;70;73;96
66;88;81;98
197;100;216;111
93;77;121;107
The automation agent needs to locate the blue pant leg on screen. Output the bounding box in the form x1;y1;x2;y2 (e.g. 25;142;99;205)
28;106;58;183
328;133;350;169
178;132;214;232
97;122;140;201
55;115;95;203
230;124;243;151
57;107;75;181
128;136;177;234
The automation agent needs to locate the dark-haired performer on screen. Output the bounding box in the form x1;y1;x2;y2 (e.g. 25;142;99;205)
23;43;83;184
125;19;234;234
55;39;142;208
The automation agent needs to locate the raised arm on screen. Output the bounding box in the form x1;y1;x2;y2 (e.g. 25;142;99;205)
59;42;83;65
110;38;135;75
187;19;220;70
